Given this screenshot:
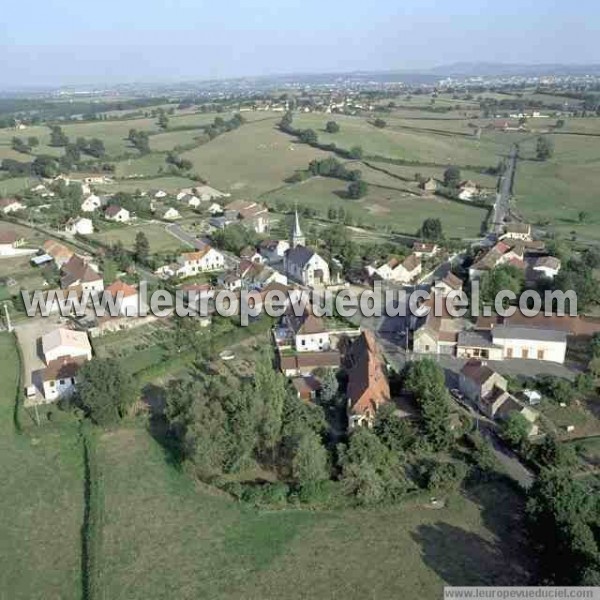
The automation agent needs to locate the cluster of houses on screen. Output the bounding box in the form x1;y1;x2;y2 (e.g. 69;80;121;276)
469;223;561;282
419;178;484;201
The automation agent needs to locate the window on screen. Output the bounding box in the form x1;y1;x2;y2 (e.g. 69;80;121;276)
522;348;529;359
537;349;544;360
301;339;306;346
506;347;513;358
59;379;65;385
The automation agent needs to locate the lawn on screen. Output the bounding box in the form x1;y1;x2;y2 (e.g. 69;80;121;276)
98;425;532;600
263;176;489;238
0;176;37;195
113;153;170;178
90;222;189;253
180;116;332;196
513;133;600;241
149;129;206;152
0;332;84;599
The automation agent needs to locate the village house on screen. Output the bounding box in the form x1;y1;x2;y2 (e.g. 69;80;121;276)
259;239;290;263
0;231;25;256
177;193;201;208
413;242;439;257
65;217;94;236
291;376;321;402
206;202;223;215
412;293;466;355
42;240;74;267
217;270;243;291
239;245;264;263
459;359;539;434
278;351;341;377
176;246;225;278
80;194;103;212
500;222;532;242
41;327;92;364
0;198;26;214
419;177;438;192
222;200;270;233
104;205;130;223
275;305;332;353
41;356;87;402
531;256;561;280
157;206;181;221
433;271;463;296
469;241;525;280
368;253;422;284
60;255;104;292
346;331;390;429
105;280;141;316
457;180;479;200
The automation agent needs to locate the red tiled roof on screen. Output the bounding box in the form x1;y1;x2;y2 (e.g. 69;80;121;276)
347;330;390;417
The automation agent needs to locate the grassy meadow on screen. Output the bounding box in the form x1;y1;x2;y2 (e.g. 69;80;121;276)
0;333;84;600
263;176;489;238
98;426;532;600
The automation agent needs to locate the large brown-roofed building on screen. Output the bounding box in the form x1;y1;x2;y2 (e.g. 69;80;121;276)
346;330;390;429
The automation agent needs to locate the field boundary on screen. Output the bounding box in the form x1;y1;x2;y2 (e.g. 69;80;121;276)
81;424;105;600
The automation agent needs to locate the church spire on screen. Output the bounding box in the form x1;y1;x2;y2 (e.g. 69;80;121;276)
291;205;305;248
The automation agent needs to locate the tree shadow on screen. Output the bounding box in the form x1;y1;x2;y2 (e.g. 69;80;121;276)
142;383;183;469
411;479;536;586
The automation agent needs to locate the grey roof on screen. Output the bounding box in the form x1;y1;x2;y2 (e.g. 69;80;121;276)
457;330;501;349
492;325;568;343
286;246;316;268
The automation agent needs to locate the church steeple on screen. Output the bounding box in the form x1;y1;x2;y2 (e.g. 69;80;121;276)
291;206;305;248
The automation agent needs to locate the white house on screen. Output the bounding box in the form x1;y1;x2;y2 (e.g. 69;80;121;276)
491;324;567;364
176;246;225;278
0;198;26;214
0;231;25;256
41;328;92;364
368;254;422;284
224;200;270;234
105;280;141;316
284;246;330;286
458;180;479;200
81;194;103;212
104;205;130;223
60;255;104;292
259;239;290;263
65;217;94;236
217;270;243;291
157;206;181;221
500;223;532;242
532;256;561;280
41;357;86;402
177;194;201;208
206;202;223;215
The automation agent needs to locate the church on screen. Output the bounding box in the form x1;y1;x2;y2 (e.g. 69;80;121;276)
283;210;331;287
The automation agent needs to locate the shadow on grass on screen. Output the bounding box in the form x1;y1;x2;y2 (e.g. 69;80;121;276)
411;477;536;586
142;383;184;469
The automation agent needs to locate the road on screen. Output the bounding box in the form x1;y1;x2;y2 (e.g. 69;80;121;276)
489;144;518;237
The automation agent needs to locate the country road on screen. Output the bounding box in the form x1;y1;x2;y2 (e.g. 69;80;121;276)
490;144;518;237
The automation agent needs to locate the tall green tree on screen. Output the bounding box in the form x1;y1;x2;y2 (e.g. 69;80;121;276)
77;358;137;425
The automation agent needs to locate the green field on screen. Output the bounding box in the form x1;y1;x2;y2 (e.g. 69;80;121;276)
180;117;332;196
263;176;489;238
91;222;189;253
96;175;198;195
0;333;84;599
291;113;510;168
514;133;600;241
98;426;532;599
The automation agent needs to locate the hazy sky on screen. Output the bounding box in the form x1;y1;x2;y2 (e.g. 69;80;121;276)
1;0;599;87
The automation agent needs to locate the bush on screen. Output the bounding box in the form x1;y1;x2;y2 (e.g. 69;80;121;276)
241;482;289;507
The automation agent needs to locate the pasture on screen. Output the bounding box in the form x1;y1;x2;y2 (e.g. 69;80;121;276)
291;113;512;168
513;133;600;241
180;117;332;196
263;176;488;238
90;222;188;253
0;333;84;600
97;425;532;599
